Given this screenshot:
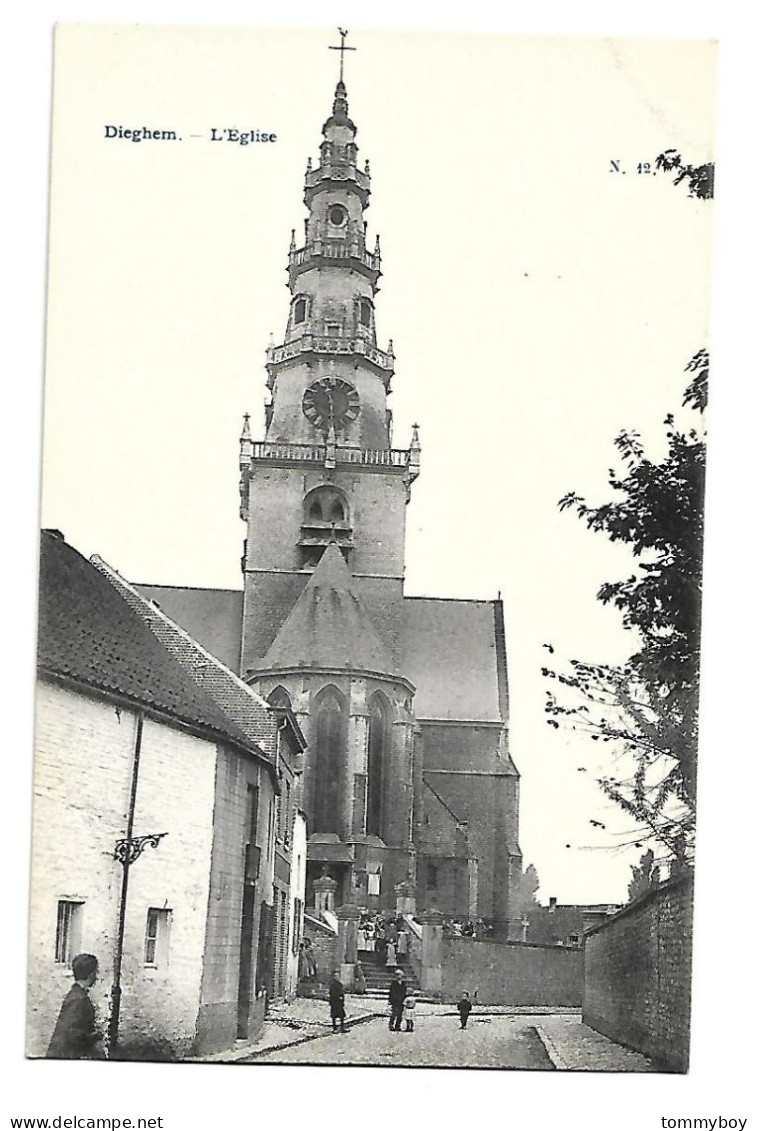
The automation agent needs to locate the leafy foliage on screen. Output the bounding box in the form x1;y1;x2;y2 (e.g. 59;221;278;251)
626;848;660;903
544;354;707;865
655;150;715;200
510;863;541;917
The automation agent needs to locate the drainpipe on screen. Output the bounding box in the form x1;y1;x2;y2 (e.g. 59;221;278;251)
109;710;144;1053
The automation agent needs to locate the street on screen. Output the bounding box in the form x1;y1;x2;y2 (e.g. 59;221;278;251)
246;1008;555;1069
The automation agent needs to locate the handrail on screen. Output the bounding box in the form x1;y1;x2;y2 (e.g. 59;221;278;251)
249;441;410;469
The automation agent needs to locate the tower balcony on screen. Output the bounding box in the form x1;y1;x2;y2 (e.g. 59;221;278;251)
288;240;381;287
266;333;394;379
304;163;371;208
247;441;412;470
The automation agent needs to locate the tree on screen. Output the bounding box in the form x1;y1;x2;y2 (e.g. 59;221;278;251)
510;863;541;917
544;352;706;866
655;150;715;200
626;847;660;903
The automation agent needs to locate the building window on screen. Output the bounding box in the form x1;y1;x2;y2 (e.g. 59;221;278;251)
144;908;171;966
293;297;306;324
367;693;391;838
55;900;83;965
312;686;347;834
359;299;372;327
427;864;438;889
329;204;346;226
325;322;342;337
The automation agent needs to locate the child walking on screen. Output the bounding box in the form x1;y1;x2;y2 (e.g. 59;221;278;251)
457;991;472;1030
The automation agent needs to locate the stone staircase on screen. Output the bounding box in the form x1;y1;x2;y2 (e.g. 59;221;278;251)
357;953;422;1001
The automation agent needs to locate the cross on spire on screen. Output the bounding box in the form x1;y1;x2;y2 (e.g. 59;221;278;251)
329;28;356;83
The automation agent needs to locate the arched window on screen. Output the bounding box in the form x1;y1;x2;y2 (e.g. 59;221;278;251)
367;693;391;838
312;687;346;834
303;486;349;527
293;297;306;325
267;686;292;711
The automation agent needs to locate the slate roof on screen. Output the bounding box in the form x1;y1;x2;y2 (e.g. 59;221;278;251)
127;573;509;724
255;544;398;677
93;557;276;758
37;531;269;761
401;598;505;722
134;584;242;673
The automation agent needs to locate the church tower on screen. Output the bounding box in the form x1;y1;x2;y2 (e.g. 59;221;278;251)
238;75;420;671
238;66;422;908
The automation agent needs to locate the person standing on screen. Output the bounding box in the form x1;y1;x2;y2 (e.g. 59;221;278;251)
46;953;103;1059
385;939;397;967
403;993;416;1032
329;971;347;1033
388;968;407;1032
457;991;473;1030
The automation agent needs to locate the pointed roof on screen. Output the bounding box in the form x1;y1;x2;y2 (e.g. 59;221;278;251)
256;544;396;676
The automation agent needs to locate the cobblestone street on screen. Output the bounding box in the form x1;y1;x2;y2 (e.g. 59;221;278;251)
222;998;655;1071
245;1006;554;1069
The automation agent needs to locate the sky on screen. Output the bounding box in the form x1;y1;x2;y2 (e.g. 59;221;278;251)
37;25;718;905
4;3;757;1128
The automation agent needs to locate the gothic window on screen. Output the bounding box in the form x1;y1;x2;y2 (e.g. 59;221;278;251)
267;686;292;711
359;299;372;327
312;687;347;834
304;486;349;527
367;693;391;838
329;204;347;227
293;297;307;324
300;486;352;568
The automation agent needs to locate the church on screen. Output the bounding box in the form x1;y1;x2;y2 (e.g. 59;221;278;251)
136;64;523;931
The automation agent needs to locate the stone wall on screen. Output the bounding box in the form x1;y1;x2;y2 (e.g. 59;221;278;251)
27;683;216;1059
583;875;693;1072
301;917;338;988
440;937;583;1006
196;748;276;1054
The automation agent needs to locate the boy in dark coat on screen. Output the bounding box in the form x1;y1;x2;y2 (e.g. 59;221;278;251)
47;953;103;1059
328;971;347;1033
457;991;472;1030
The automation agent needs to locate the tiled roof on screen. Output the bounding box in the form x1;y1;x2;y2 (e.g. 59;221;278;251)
134;585;242;673
402;598;506;722
256;544;397;677
37;531;268;760
92;558;276;759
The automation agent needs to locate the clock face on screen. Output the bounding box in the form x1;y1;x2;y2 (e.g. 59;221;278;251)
302;377;360;433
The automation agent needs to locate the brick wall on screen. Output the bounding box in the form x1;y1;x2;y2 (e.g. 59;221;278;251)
440;937;583;1006
583;875;693;1072
301;917;337;987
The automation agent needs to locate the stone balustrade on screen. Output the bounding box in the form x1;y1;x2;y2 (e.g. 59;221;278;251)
267;334;393;372
249;441;411;470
